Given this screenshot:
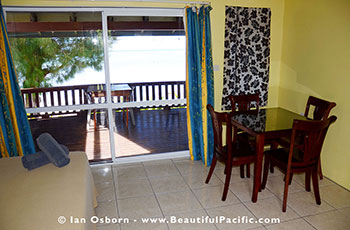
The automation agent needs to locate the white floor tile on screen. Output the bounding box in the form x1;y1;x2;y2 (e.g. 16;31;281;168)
156;190;203;215
304;210;350;230
244;197;299;223
117;195;163;219
193;184;240;209
266;218;314;230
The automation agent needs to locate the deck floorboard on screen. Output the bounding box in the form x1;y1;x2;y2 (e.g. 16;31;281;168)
29;108;188;161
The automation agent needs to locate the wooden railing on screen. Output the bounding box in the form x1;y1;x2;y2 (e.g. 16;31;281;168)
129;81;186;102
21;85;90;108
21;85;89;118
21;81;186;118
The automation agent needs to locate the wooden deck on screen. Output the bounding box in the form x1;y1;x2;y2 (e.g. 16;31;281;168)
29;108;188;161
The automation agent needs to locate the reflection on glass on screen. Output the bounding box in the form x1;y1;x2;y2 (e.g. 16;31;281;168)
6;11;105;108
232;110;267;132
231;108;307;133
28;109;111;161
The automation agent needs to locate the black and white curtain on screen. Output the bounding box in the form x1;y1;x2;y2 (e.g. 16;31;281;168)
222;6;271;110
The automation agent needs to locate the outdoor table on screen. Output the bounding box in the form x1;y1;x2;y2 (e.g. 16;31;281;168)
87;84;134;128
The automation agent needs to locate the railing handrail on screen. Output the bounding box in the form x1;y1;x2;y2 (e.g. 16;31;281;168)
20;81;186;93
21;85;89;93
128;81;185;86
21;81;186;117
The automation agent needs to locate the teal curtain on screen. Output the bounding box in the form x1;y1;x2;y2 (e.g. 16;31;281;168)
0;4;35;157
185;6;214;166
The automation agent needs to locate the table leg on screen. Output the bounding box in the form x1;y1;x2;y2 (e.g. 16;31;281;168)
125;96;129;129
252;134;265;203
126;108;129;129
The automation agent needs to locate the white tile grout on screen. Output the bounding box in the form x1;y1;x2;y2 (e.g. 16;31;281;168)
92;159;350;230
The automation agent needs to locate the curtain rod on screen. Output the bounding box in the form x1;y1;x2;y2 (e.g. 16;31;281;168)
64;0;211;5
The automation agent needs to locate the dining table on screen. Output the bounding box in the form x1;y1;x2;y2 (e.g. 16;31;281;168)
230;107;307;203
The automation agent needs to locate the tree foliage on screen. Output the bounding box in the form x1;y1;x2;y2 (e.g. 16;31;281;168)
10;36;104;88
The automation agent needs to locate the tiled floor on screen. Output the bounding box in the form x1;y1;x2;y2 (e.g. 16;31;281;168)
91;157;350;230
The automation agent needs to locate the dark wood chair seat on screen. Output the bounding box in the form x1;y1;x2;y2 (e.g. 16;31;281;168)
261;116;337;212
206;104;257;201
265;148;315;168
215;142;256;160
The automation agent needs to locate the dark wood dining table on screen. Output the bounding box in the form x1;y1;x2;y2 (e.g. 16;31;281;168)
230;107;307;203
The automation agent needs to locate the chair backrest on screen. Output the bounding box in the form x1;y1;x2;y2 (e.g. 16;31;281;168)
289;116;337;166
207;104;232;154
229;94;259;113
304;96;336;120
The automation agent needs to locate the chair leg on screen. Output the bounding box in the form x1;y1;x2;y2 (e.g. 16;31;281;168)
87;109;92;130
269;142;278;173
312;167;321;205
240;165;245;178
282;172;291;212
222;162;233;201
93;110;97;130
283;173;293;185
318;160;323;180
288;173;294;185
246;164;250;178
129;108;136;126
261;157;270;190
305;170;311;192
205;156;217;184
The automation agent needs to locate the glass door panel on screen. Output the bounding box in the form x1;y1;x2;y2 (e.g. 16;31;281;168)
7;11;106;107
106;15;188;158
6;11;112;161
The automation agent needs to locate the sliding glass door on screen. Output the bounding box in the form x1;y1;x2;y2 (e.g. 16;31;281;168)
4;7;186;163
103;10;187;158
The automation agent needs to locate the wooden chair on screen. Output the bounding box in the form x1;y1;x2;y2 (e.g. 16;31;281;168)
229;94;259;112
305;96;336;179
228;94;259;178
261;116;337;212
206;104;256;201
304;96;336;121
276;96;336;179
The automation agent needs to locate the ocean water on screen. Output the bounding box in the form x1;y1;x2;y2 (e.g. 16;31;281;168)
61;36;186;86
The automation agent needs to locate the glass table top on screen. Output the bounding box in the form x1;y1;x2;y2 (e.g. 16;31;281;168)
231;107;307;133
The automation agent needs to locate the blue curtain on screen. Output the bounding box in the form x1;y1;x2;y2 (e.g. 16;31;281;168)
0;4;35;157
185;6;214;166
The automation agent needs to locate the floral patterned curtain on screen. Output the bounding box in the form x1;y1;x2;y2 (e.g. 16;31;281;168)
222;6;271;110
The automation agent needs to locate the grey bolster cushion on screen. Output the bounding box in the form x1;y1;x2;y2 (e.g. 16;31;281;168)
22;145;69;170
36;133;70;168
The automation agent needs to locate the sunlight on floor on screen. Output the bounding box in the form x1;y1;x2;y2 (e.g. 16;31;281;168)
114;132;151;157
85;121;151;161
